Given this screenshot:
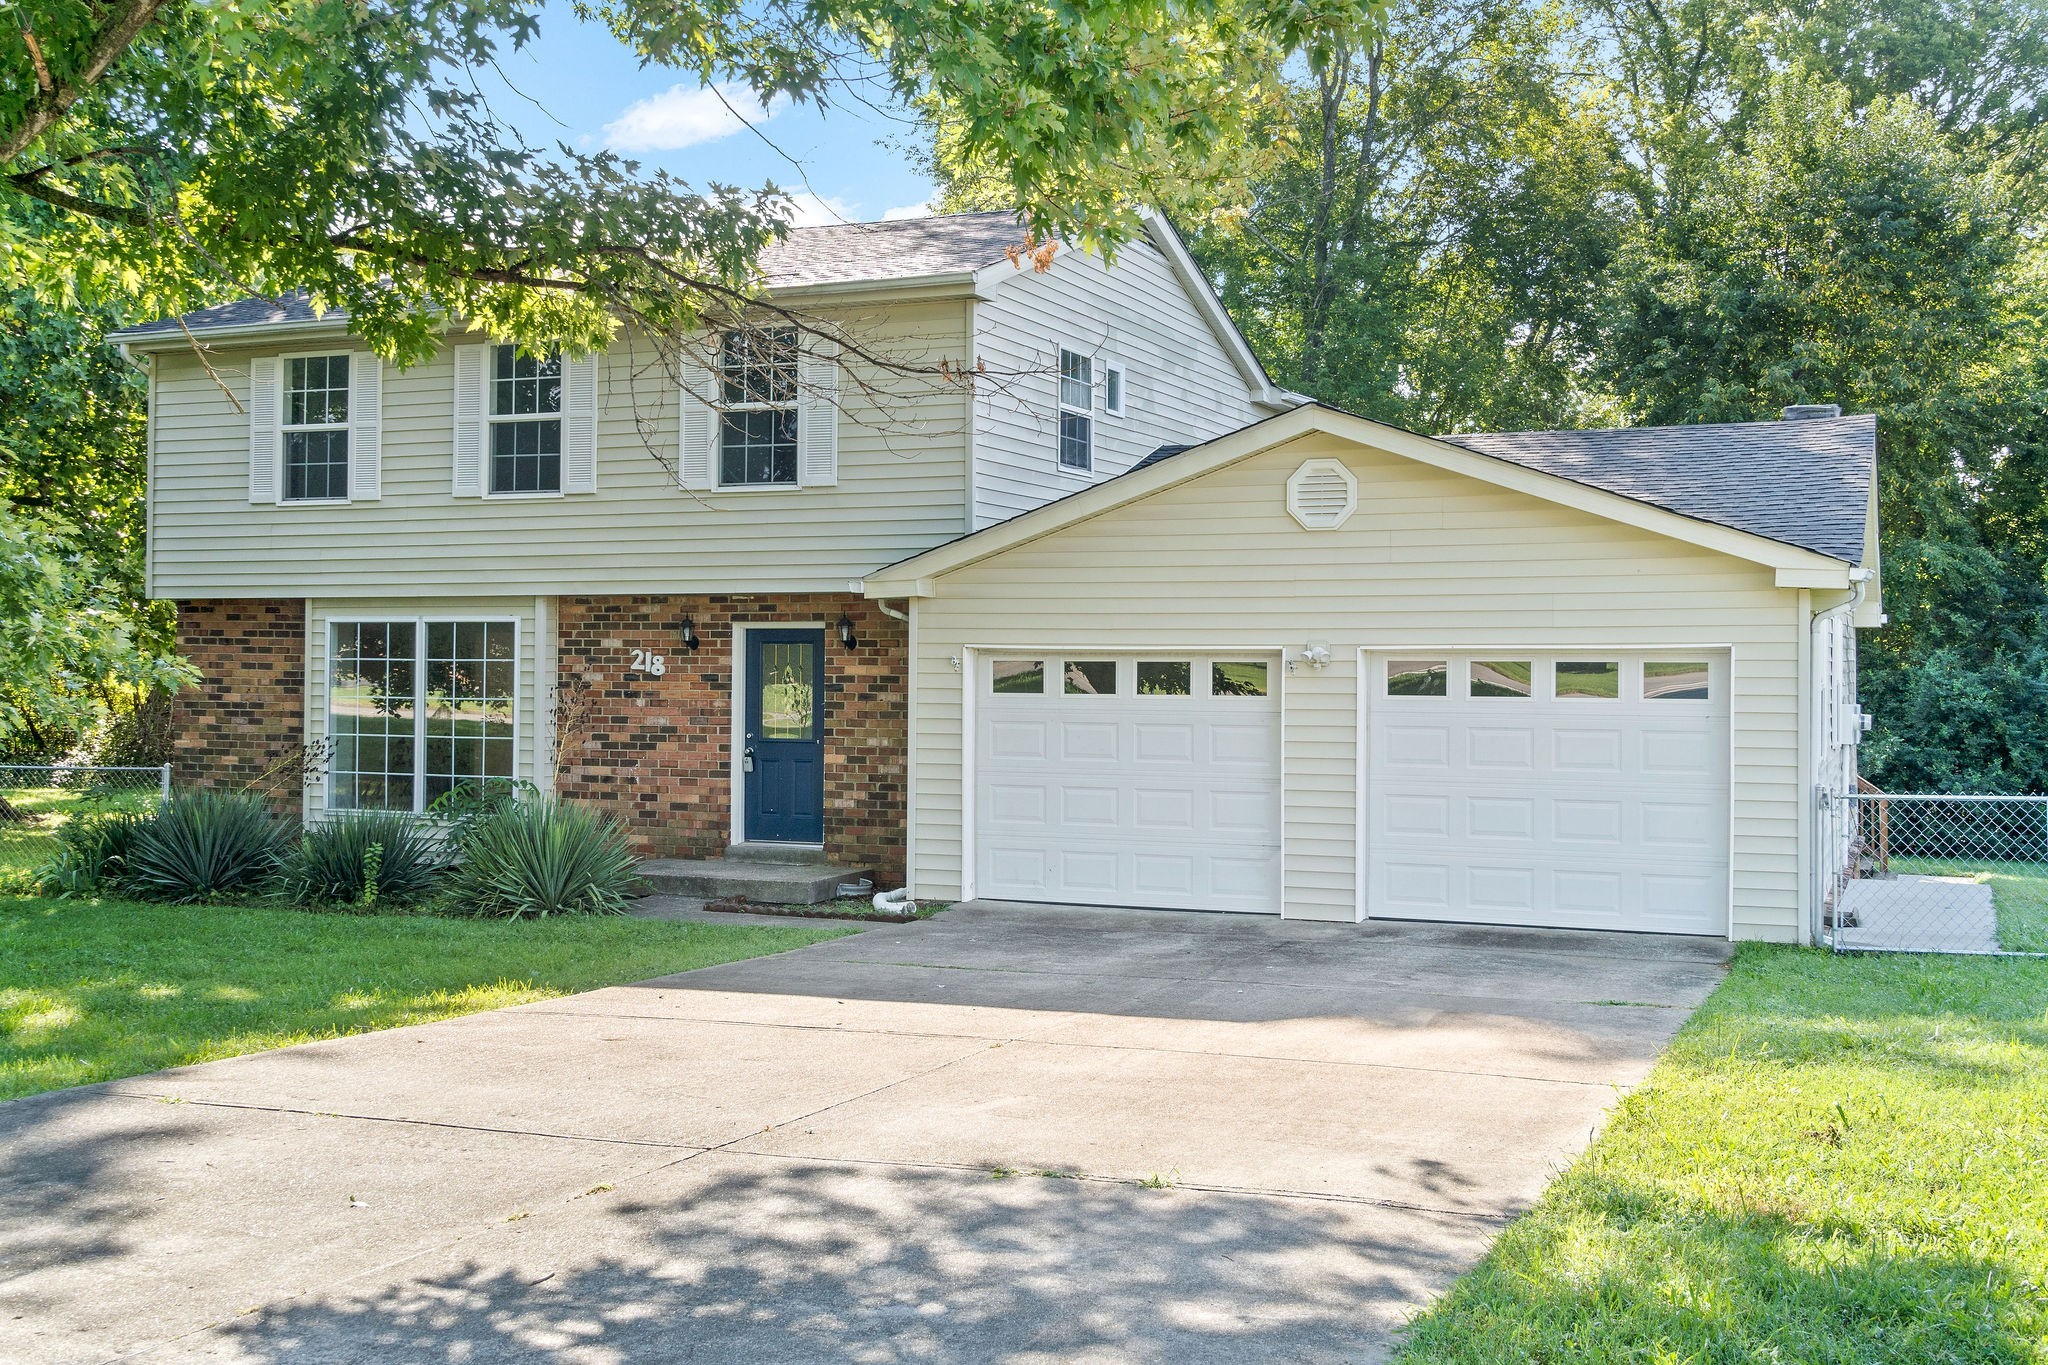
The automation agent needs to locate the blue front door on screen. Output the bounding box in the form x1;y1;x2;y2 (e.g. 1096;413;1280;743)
744;628;825;843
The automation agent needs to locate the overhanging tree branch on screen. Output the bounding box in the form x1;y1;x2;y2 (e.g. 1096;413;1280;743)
1;0;168;163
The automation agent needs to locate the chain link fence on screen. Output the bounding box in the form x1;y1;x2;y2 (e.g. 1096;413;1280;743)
0;764;171;889
1819;790;2048;956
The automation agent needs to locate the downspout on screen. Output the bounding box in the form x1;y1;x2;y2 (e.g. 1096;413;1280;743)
1809;566;1872;944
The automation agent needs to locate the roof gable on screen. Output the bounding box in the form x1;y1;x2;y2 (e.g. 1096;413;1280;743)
862;405;1873;595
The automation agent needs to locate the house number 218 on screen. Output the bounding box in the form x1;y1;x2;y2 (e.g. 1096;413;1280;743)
629;649;667;678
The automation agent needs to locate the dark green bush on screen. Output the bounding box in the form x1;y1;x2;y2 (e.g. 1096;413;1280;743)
38;806;153;897
119;792;289;902
445;799;637;918
277;810;450;909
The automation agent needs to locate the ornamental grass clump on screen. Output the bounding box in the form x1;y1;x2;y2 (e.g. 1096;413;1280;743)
277;810;450;910
446;799;638;918
37;807;153;897
118;791;289;903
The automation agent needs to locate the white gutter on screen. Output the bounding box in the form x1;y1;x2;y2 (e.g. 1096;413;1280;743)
1809;565;1872;943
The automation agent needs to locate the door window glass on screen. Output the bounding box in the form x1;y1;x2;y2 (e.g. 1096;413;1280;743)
1556;660;1620;698
1064;660;1117;695
1386;659;1449;696
1645;661;1712;700
1471;661;1533;697
991;660;1045;694
1212;661;1269;696
1137;661;1192;695
758;641;818;738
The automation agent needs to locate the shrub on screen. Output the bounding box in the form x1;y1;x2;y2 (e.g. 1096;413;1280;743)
446;800;638;918
277;810;450;909
119;792;289;902
37;806;153;897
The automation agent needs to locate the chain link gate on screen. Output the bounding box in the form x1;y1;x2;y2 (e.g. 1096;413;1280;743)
1818;788;2048;955
0;763;171;887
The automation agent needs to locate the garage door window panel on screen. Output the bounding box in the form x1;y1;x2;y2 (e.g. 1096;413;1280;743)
1386;660;1448;696
1212;661;1269;697
1138;661;1192;695
1556;661;1620;699
992;660;1046;694
1645;661;1712;700
1471;661;1533;698
1064;660;1117;695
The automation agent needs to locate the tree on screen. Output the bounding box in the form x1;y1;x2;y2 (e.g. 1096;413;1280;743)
0;502;194;788
1;0;1388;366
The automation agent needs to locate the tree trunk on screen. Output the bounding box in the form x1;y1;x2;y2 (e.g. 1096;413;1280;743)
0;793;33;824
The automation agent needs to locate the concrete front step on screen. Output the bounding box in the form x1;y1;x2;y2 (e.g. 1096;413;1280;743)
637;855;874;905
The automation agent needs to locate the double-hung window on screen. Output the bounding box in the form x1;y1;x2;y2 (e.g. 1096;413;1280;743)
489;346;562;494
283;355;350;501
718;326;799;486
1058;347;1093;471
329;619;517;813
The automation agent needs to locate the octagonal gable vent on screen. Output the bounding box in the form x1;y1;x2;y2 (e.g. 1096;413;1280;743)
1286;458;1359;530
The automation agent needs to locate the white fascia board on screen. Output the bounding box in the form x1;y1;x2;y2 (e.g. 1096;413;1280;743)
115;316;356;355
1137;209;1291;409
863;404;1854;593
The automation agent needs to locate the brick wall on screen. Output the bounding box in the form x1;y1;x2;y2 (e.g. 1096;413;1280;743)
555;593;908;884
172;599;306;804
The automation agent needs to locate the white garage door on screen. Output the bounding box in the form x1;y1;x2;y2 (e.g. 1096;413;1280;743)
1366;652;1730;935
975;654;1282;912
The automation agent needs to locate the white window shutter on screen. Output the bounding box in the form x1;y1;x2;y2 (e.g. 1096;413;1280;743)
798;340;840;487
563;352;598;493
247;356;281;504
348;354;382;501
678;353;717;489
452;344;487;496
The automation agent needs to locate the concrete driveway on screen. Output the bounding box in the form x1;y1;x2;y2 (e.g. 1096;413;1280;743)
1;903;1726;1363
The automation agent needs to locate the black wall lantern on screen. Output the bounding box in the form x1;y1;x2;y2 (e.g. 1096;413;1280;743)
837;614;858;649
679;617;700;651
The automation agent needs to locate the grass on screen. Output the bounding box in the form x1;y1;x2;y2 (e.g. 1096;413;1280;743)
0;785;157;889
1395;945;2048;1363
0;895;851;1101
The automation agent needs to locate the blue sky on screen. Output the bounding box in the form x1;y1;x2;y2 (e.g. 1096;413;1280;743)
478;4;939;225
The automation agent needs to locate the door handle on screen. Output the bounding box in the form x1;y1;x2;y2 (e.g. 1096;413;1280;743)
742;746;756;773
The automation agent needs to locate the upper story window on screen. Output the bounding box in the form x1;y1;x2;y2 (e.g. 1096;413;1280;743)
490;346;562;495
719;326;799;487
1103;361;1127;417
1058;347;1092;471
284;355;350;501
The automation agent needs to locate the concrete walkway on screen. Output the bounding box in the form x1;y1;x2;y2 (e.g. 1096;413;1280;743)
1835;875;2001;953
1;904;1727;1363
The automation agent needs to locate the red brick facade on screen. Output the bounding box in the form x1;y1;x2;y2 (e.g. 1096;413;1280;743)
555;593;908;883
171;599;307;804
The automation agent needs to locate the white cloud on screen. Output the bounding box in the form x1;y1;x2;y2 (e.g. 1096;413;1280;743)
780;191;856;227
602;83;771;152
881;200;935;221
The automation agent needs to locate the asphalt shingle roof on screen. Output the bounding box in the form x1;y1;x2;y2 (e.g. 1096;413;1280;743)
113;212;1033;339
1441;414;1875;563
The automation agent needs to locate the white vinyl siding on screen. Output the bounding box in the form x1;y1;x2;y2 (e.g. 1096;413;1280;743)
905;432;1812;941
147;300;972;596
304;597;541;825
972;239;1264;526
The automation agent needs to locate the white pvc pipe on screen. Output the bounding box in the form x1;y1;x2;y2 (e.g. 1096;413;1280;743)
873;887;914;916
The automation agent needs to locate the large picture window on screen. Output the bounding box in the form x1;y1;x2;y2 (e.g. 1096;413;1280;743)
718;326;799;486
489;346;562;494
330;619;516;812
284;355;350;501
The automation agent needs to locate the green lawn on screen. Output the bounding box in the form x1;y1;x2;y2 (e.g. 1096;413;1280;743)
0;895;850;1100
0;784;158;890
1396;945;2048;1362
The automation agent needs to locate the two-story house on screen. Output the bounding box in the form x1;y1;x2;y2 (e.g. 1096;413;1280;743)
120;211;1880;944
116;212;1294;892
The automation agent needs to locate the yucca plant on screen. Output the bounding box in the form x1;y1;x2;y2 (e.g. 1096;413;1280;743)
37;807;153;897
277;810;450;909
445;799;638;918
119;791;289;902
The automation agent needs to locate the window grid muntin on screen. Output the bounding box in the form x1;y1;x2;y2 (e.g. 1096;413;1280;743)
718;327;799;486
329;618;517;814
283;354;351;502
488;346;562;494
329;620;417;812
